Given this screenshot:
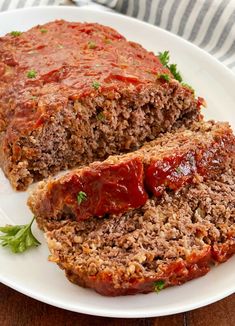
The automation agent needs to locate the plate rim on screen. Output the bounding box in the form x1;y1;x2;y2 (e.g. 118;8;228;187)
0;5;234;318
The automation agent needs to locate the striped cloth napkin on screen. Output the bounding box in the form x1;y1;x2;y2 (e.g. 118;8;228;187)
0;0;234;73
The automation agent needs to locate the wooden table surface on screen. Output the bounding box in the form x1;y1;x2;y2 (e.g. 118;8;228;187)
0;283;234;326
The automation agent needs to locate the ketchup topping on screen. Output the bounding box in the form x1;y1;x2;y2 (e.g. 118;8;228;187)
145;151;197;196
145;139;227;197
61;157;147;220
212;240;235;263
41;133;234;222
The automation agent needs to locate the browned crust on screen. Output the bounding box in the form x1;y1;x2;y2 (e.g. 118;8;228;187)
63;247;211;296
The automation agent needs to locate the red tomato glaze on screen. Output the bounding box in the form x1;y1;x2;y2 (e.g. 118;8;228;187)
145;151;197;196
49;136;232;220
145;139;228;197
212;239;235;263
62;158;148;220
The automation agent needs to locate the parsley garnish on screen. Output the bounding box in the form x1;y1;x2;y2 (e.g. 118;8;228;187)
10;31;22;37
158;51;183;82
77;191;87;205
158;51;170;66
104;39;112;44
92;81;101;90
97;112;105;121
189;155;195;166
0;217;40;253
168;63;182;82
181;82;195;94
88;41;96;49
159;74;170;82
153;280;165;293
175;166;183;174
27;70;37;79
40;28;48;34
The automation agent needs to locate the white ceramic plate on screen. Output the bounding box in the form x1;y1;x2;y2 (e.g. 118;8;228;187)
0;6;234;318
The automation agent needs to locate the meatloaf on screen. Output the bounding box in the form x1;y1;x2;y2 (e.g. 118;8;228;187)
0;20;203;190
46;166;235;296
28;120;235;231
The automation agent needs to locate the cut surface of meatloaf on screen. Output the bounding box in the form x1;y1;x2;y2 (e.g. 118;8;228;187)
46;168;235;296
28;120;235;231
0;20;203;190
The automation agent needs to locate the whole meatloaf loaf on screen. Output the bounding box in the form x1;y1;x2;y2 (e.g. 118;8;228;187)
0;20;203;190
46;167;235;296
28;120;235;231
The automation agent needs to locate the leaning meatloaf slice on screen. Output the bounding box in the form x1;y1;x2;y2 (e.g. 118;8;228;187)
0;20;203;190
28;120;235;231
46;168;235;296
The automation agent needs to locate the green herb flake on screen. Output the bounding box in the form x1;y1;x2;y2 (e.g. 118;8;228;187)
10;31;22;37
27;70;37;79
159;73;170;82
168;63;183;82
181;82;195;94
57;44;64;49
189;155;195;166
97;112;105;121
175;166;183;174
88;41;96;49
0;217;41;254
40;28;48;34
158;51;183;83
77;191;87;205
31;96;37;100
104;39;112;44
92;81;101;90
158;51;170;66
153;280;165;293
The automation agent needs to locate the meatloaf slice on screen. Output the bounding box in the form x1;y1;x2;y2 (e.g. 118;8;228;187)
28;120;235;231
46;167;235;296
0;20;203;190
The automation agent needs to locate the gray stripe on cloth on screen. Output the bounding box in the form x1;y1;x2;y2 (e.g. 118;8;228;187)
120;0;128;13
154;0;167;26
218;40;235;61
177;0;196;36
188;0;213;42
228;61;235;69
102;0;116;6
132;0;139;18
115;0;123;11
210;9;235;55
0;0;10;11
106;0;115;4
17;0;27;9
33;0;41;5
143;0;152;22
126;0;134;16
96;0;116;7
199;0;231;48
166;0;182;31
